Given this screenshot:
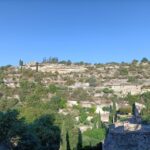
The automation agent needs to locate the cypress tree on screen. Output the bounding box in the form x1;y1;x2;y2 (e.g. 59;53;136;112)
98;112;102;128
19;59;23;72
66;131;71;150
36;62;39;72
77;129;82;150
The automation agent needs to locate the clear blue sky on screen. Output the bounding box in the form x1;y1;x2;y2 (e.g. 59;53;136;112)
0;0;150;66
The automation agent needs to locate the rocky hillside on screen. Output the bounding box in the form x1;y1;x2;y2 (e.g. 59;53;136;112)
20;59;150;97
1;59;150;123
0;58;150;149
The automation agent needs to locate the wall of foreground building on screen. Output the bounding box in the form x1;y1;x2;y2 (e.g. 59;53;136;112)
104;130;150;150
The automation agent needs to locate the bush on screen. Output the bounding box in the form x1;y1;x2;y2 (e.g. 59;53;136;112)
79;109;88;123
83;128;106;145
125;93;140;105
48;84;58;93
66;78;75;86
86;77;97;87
141;57;149;63
88;106;96;115
118;106;132;114
50;96;67;111
102;88;113;94
127;76;137;83
119;68;128;76
0;98;18;111
102;106;111;112
72;88;90;101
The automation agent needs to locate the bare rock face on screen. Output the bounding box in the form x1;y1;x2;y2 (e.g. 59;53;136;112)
104;128;150;150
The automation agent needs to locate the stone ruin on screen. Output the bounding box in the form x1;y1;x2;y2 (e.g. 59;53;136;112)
104;123;150;150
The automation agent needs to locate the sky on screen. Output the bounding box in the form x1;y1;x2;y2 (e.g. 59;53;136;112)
0;0;150;66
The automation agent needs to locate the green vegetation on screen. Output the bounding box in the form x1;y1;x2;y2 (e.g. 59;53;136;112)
83;128;106;146
86;76;97;87
102;88;114;94
36;62;39;72
141;57;149;63
102;106;111;112
127;76;137;83
72;88;91;101
2;58;150;149
125;93;140;105
119;67;128;76
0;66;105;149
0;110;60;150
118;106;132;115
19;59;23;72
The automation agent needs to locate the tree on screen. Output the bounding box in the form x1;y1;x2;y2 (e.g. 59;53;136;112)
48;84;58;93
125;93;140;105
92;113;102;129
66;131;71;150
50;96;67;111
61;114;79;149
0;110;39;149
79;108;88;124
77;129;82;150
36;62;39;72
132;103;136;116
141;57;149;63
132;59;138;65
109;106;113;124
32;115;61;150
109;100;117;123
86;76;97;87
19;59;23;72
112;100;117;123
49;57;59;64
98;112;102;128
66;60;72;66
16;132;40;150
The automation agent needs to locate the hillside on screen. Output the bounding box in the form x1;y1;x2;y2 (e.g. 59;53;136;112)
0;58;150;149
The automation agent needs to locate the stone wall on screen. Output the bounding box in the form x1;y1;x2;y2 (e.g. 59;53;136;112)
104;125;150;150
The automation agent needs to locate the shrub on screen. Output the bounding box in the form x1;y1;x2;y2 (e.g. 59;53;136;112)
102;106;111;112
48;84;58;93
102;88;113;94
86;77;97;87
127;76;137;83
118;106;132;114
119;68;128;76
84;128;105;140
